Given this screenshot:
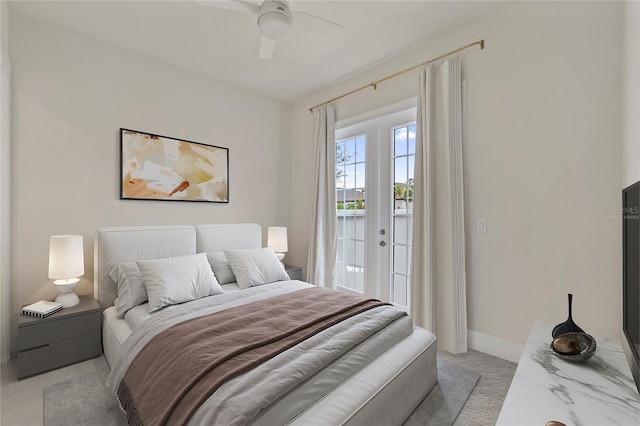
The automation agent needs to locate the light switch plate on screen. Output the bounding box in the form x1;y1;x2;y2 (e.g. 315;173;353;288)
476;219;487;234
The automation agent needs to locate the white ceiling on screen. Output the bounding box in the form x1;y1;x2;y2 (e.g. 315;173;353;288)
8;0;503;103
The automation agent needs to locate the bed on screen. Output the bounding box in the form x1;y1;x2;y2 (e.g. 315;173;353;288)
94;223;437;425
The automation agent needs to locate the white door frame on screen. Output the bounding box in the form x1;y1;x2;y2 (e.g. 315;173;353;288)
334;98;417;302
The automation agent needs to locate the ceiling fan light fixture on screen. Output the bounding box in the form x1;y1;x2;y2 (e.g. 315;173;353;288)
258;3;293;41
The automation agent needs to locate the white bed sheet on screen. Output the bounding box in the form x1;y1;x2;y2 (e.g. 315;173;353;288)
102;306;130;370
123;282;242;331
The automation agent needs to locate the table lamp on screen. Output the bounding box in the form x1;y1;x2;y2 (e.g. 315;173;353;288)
48;235;84;308
267;227;288;262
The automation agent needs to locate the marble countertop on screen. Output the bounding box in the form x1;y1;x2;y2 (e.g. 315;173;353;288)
496;321;640;426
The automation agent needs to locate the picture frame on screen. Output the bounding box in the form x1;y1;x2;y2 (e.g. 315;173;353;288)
120;128;229;203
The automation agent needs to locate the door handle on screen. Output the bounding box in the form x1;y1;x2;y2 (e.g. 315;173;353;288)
379;241;387;247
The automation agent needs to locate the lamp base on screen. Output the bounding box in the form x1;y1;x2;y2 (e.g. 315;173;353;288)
276;252;285;261
53;279;80;308
55;291;79;308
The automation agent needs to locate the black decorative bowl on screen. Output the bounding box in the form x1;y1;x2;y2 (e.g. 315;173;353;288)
550;332;596;362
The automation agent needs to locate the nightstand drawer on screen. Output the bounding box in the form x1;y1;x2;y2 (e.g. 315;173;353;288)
18;311;101;351
18;331;101;379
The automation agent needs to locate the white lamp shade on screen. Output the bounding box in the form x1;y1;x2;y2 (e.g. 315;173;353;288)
267;227;288;253
48;235;84;280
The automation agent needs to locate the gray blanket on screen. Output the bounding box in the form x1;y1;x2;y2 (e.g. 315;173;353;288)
107;281;412;425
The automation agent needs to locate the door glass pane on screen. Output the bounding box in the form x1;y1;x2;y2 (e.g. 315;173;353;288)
394;157;405;185
408;156;415;184
345;139;356;163
336;260;345;284
355;163;366;189
394;216;407;245
355;213;365;240
408;124;416;155
391;123;415;307
355;136;366;163
393;245;408;275
393;274;408;307
336;141;346;165
394;128;407;156
336;135;366;293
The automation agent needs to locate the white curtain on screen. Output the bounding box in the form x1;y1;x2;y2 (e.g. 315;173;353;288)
307;104;337;289
410;58;468;354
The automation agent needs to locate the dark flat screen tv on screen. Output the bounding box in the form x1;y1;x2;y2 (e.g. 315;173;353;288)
623;181;640;393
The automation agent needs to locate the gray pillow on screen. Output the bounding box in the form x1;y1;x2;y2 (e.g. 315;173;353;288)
224;248;290;289
109;262;147;318
137;253;224;313
206;252;236;284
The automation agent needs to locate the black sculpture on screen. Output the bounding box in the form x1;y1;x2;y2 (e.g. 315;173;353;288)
552;293;584;339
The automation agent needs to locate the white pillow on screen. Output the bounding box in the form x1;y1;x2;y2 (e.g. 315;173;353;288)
206;252;236;284
224;248;290;289
109;262;147;318
136;253;224;313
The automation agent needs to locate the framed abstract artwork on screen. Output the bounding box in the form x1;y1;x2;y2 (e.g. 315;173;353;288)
120;128;229;203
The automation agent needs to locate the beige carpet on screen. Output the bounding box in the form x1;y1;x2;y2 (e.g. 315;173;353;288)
403;357;480;425
440;349;517;425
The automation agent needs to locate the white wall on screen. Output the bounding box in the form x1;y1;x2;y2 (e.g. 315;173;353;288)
1;0;11;364
624;0;640;187
8;12;291;356
290;1;623;358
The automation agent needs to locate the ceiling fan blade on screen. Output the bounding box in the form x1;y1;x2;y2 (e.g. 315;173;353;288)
291;9;344;33
196;0;260;16
258;37;277;59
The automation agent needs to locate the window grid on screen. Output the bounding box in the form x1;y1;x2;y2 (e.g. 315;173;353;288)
391;124;415;307
336;135;366;293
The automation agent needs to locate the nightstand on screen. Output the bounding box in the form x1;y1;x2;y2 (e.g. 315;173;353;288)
285;264;303;280
18;295;102;379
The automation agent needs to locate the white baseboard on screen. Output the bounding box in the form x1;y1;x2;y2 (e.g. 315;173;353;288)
467;329;523;364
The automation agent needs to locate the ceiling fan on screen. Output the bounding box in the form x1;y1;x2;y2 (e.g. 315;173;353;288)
198;0;344;59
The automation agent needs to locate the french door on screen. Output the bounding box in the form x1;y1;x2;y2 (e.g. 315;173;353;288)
334;103;416;308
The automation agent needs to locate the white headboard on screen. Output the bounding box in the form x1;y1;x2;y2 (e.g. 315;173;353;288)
94;223;262;308
195;223;261;253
